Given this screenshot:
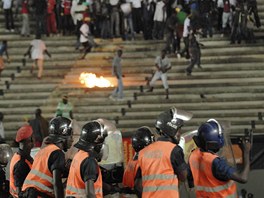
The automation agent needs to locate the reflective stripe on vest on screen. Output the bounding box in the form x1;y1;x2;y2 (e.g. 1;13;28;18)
23;179;53;193
29;169;53;183
142;174;177;181
66;185;103;195
143;185;179;192
196;180;235;193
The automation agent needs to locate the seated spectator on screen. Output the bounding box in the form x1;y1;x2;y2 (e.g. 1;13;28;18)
56;95;74;119
29;108;49;147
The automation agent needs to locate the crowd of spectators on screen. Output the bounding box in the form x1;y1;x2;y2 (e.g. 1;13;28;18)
1;0;260;44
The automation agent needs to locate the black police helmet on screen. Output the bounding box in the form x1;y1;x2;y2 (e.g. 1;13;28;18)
155;107;193;138
45;117;73;144
74;121;108;153
132;126;155;152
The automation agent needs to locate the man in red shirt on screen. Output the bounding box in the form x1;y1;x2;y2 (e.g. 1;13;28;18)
47;0;57;36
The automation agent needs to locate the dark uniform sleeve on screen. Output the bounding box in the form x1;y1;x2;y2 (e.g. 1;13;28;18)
212;157;236;181
48;150;66;172
170;146;188;176
134;167;142;180
13;160;31;187
80;157;99;182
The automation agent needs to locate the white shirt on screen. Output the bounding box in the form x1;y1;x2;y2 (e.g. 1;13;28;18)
183;17;190;37
155;56;171;69
71;0;86;24
130;0;142;8
110;0;119;6
153;1;166;22
217;0;224;8
30;39;47;60
80;23;90;43
2;0;12;9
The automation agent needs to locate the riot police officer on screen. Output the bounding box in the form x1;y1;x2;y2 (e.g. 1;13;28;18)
65;120;109;198
21;116;73;198
9;125;34;197
135;107;193;197
122;126;155;196
189;119;251;197
0;143;13;198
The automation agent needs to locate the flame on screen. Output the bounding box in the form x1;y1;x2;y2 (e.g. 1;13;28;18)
79;72;113;88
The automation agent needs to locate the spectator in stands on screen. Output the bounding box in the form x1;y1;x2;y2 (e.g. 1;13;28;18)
130;0;143;34
20;0;30;37
221;0;232;37
62;0;73;35
47;0;57;36
164;9;177;54
71;0;86;50
142;0;155;40
55;0;64;35
199;0;214;38
217;0;224;32
146;50;171;99
230;3;246;44
153;0;167;40
0;40;10;80
247;0;261;28
109;49;124;101
110;0;121;38
56;95;74;119
121;2;135;41
24;34;52;79
186;31;202;75
0;112;5;143
2;0;15;32
29;108;49;147
33;0;47;36
100;1;111;39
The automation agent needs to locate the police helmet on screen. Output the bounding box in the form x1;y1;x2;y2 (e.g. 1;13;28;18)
194;119;224;152
45;117;73;144
0;144;13;166
132;126;155;152
155;107;193;138
74;120;108;153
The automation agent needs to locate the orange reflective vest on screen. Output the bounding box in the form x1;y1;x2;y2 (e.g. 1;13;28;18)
65;150;103;197
9;153;32;198
22;144;60;197
189;148;237;198
122;159;139;188
138;141;179;198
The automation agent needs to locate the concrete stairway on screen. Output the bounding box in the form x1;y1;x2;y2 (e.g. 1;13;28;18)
1;2;264;140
